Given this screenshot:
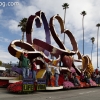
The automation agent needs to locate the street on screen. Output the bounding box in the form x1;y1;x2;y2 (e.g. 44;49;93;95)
0;87;100;100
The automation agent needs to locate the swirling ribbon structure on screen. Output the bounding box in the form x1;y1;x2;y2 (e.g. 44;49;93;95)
8;10;94;74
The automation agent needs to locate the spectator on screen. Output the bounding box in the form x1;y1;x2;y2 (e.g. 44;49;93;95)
95;73;100;84
91;72;96;82
0;72;2;76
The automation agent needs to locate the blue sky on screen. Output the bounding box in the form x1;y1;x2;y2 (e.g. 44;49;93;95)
0;0;100;70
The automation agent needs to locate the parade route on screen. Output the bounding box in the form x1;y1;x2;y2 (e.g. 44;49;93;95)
0;87;100;100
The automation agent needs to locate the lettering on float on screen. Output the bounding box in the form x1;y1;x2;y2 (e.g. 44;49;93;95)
37;78;46;90
23;78;34;92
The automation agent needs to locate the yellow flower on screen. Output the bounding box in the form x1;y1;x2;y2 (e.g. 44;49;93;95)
15;52;21;58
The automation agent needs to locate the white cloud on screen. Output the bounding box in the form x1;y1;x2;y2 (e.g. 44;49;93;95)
0;37;10;43
7;20;20;32
13;1;38;18
0;9;3;17
0;19;20;34
0;46;18;63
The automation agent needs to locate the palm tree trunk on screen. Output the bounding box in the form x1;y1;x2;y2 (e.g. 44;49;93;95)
91;43;93;62
82;16;84;55
63;8;66;45
97;27;99;68
22;32;24;41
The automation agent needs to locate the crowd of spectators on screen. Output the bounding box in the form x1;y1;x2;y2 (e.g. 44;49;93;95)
0;70;19;77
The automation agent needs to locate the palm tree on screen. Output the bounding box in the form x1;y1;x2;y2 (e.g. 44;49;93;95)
18;18;27;41
80;11;86;55
18;18;27;69
62;3;69;45
96;23;100;68
90;37;95;62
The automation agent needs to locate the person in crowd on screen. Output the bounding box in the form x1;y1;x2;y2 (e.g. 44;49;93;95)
98;72;100;85
95;72;100;84
91;72;97;82
20;52;30;79
0;72;2;76
54;66;60;87
31;58;37;82
91;71;100;85
2;71;7;77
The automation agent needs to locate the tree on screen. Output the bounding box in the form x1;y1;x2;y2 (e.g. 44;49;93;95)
18;18;27;69
18;18;27;41
80;11;86;55
96;23;100;68
0;60;2;66
90;37;95;62
62;3;69;45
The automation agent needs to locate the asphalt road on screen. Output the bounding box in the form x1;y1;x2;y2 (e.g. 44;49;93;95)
0;87;100;100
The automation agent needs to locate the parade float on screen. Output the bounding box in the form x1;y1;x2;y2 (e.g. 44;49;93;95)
0;66;19;87
0;10;97;93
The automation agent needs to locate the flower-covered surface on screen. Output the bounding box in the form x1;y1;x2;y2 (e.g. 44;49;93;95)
7;81;23;93
63;81;75;89
7;81;37;93
0;80;9;87
58;75;64;86
90;79;97;86
76;76;97;87
59;74;75;89
76;76;89;87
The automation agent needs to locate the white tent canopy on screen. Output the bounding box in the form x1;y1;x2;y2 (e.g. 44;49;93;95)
0;66;6;71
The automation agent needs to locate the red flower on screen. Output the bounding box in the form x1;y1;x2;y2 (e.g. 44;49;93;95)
7;81;22;92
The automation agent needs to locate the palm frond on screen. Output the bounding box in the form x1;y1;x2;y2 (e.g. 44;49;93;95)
81;11;87;16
